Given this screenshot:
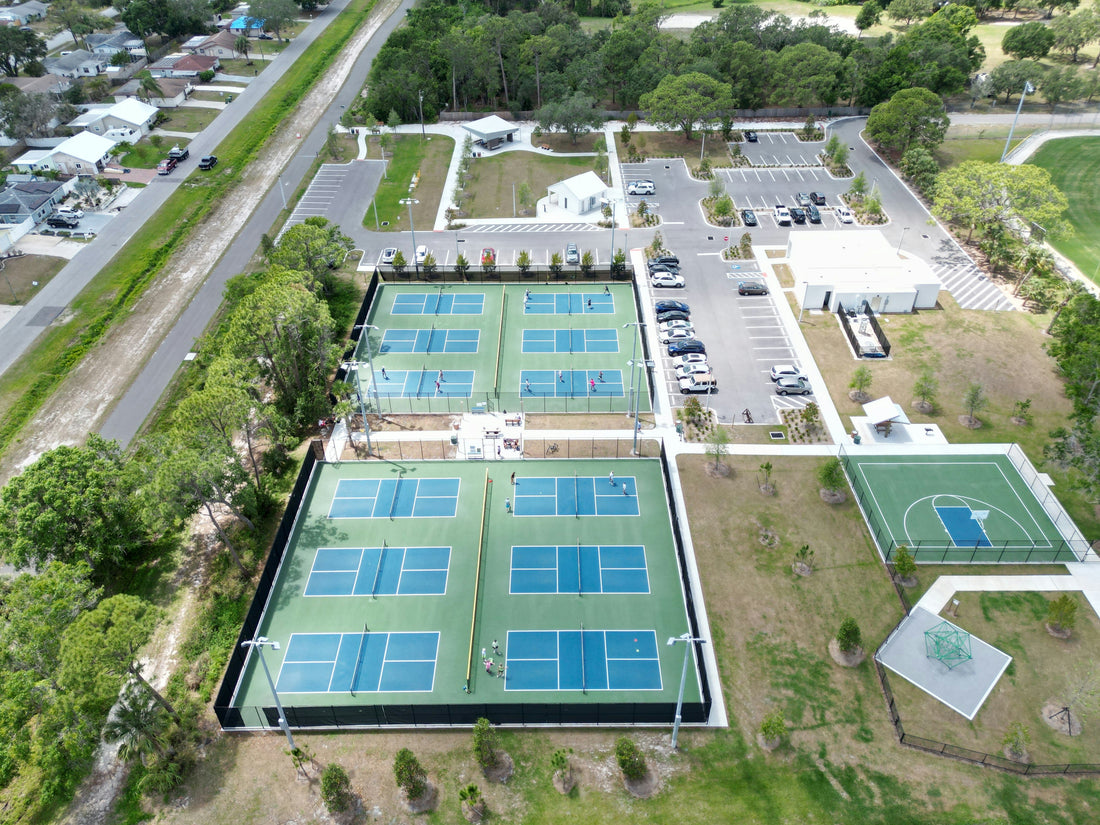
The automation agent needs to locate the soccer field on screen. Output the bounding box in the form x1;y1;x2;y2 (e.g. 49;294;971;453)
1028;137;1100;286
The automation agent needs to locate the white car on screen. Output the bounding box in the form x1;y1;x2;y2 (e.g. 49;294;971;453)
659;327;695;344
381;247;397;264
651;272;685;288
774;205;791;225
676;363;712;380
672;353;708;368
627;180;655;195
415;244;428;264
770;364;805;382
55;207;85;220
835;206;854;224
658;319;695;334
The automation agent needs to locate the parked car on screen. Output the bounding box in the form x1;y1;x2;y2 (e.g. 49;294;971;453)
809;192;826;205
659;327;695;344
680;374;718;394
790;207;806;224
770;364;805;382
807;205;822;224
156;156;177;175
775;377;813;396
198;155;218;170
55;207;84;220
673;353;707;367
46;215;79;229
744;131;758;142
668;339;706;356
675;363;712;380
480;247;496;266
627;180;655;195
565;243;579;264
652;254;680;266
168;145;189;161
415;245;428;264
655;300;689;314
381;247;397;264
648;263;679;275
741;209;758;227
796;192;811;206
836;205;854;224
738;280;768;296
656;309;691;323
651;272;686;288
774;205;791;225
658;320;695;334
258;33;273;39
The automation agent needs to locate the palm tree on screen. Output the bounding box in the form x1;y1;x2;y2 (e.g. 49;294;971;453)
1014;244;1054;297
135;70;163;103
1046;280;1089;335
235;34;251;64
102;683;170;765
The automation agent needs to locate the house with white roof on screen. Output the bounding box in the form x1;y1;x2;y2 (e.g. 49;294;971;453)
546;171;608;216
47;132;116;176
9;149;57;175
67;99;159;139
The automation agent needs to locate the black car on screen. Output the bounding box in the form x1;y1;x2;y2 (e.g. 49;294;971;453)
46;215;79;229
738;281;768;296
656;309;690;323
648;258;679;270
744;131;758;142
655;300;689;314
198;155;218;170
741;209;757;227
809;192;827;206
652;254;680;266
806;205;822;224
790;207;806;224
668;339;706;357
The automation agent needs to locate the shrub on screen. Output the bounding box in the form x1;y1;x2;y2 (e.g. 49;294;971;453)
320;763;352;813
472;717;499;769
1047;594;1078;633
817;457;846;492
550;748;571;774
394;748;427;799
760;710;787;742
836;617;862;653
615;737;647;780
892;545;917;580
1002;721;1031;757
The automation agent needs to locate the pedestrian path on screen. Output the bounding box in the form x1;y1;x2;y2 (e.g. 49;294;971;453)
932;263;1015;311
917;568;1100;619
459;222;602;233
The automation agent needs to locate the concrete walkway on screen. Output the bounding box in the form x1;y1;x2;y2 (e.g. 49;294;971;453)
917;565;1100;622
1003;128;1100;165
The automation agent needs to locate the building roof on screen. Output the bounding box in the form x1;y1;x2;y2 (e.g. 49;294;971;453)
229;15;264;29
549;171;607;202
199;30;239;50
0;179;64;217
862;396;904;426
0;1;48;18
181;35;209;50
116;76;191;100
11;149;55;167
108;97;158;126
7;74;71;95
151;53;218;72
45;50;104;72
54;131;115;163
462;115;517;141
787;230;940;290
85;30;143;52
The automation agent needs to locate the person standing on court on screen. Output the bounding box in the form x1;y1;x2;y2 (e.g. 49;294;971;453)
609;471;615;486
381;366;388;380
590;378;596;392
510;472;516;485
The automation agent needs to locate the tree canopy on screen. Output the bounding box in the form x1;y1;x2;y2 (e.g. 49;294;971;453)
865;87;950;154
0;28;46;77
932;161;1070;241
638;71;733;139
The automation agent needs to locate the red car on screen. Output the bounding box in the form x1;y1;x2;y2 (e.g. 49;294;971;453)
157;156;178;175
481;247;496;266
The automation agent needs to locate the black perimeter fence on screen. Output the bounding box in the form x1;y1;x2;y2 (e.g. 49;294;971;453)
215;446;711;730
374;264;634;284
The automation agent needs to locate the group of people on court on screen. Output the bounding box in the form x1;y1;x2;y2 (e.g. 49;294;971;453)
482;640;505;678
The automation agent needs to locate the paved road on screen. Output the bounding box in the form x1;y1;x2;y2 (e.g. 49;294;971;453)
0;0;359;380
99;0;417;445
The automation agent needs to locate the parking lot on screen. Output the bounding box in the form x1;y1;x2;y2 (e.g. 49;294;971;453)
735;131;822;167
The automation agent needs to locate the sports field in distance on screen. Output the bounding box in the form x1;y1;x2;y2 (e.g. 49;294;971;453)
1028;137;1100;285
227;458;704;727
351;282;649;415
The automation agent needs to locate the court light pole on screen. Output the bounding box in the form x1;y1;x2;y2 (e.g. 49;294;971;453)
623;322;643;418
344;361;373;454
602;198;617;271
400;198;420;276
241;637;294;750
352;324;382;412
1001;80;1035;163
667;633;706;749
896;226;910;255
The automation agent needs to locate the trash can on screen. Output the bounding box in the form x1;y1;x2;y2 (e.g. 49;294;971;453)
450;434;458;445
853;434;862;445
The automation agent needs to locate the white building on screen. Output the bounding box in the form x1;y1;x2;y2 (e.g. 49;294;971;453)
46;132;116;176
788;230;941;314
68;99;159;139
462;115;519;150
546;171;607;216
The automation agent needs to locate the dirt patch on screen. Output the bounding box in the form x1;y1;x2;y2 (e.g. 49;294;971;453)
482;750;514;784
0;0;402;484
828;638;866;668
622;766;659;798
704;461;731;478
1041;702;1082;736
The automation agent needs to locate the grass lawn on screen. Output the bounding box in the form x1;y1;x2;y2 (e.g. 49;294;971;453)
0;255;66;304
118;141;174;168
157;106;220;133
936;125;1021;167
888;591;1100;765
367;134;454;231
615;130;732;164
1028;136;1100;285
216;58;263;75
461;151;594;219
189;90;235;103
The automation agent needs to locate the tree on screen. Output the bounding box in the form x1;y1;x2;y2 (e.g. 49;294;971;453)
516;249;532;276
639;72;734;140
423;251;438;279
856;1;882;36
990;60;1045;104
0;434;145;573
248;0;297;39
865;87;950;155
709;424;729;470
548;251;563;278
892;544;918;581
772;43;843;107
1047;593;1079;635
459;783;485;819
1051;9;1098;62
817;457;847;493
320;763;353;813
1014;243;1054;297
887;0;933;26
899;146;939;194
760;710;787;744
614;736;646;780
1040;64;1084;112
0;28;46;77
535;91;603;145
47;0;113;47
102;682;171;765
913;367;938;411
933;161;1070;242
963;382;988;425
391;249;407;277
850;365;873;396
934;4;979;36
0;89;63;139
134;70;164;103
836;617;862;653
235;34;252;63
1002;21;1056;61
516;181;533;214
455;252;469;278
1002;721;1031;760
471;717;498;770
269;218;352;296
394;748;428;799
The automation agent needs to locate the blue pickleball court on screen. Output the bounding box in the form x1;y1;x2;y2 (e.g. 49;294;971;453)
391;292;485;315
275;631;439;694
328;477;460;519
519;369;624;397
511;475;639;517
521;328;619;354
524;293;614;315
503;629;662;691
305;546;451;597
510;545;650;594
380;328;480;354
370;369;475;398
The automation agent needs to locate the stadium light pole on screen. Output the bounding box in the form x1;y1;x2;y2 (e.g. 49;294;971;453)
352;324;382;412
623;322;643;418
602;198;618;270
400;198;420;276
1001;80;1035;163
241;637;294;750
343;361;373;454
667;633;706;749
896;226;909;255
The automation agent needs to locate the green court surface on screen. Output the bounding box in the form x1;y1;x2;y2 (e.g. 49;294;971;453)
228;458;704;727
352;283;650;415
843;451;1087;564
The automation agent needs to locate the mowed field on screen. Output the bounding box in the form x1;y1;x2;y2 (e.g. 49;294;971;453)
1028;137;1100;285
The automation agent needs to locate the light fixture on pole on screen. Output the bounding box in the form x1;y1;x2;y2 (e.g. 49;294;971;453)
344;361;373;454
241;637;295;749
602;198;617;271
399;198;420;276
418;89;425;139
351;323;382;413
623;322;643;418
455;232;465;265
1001;80;1036;163
667;633;706;749
896;226;910;255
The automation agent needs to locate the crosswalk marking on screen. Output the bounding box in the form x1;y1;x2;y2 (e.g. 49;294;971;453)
932;264;1015;311
462;223;601;233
